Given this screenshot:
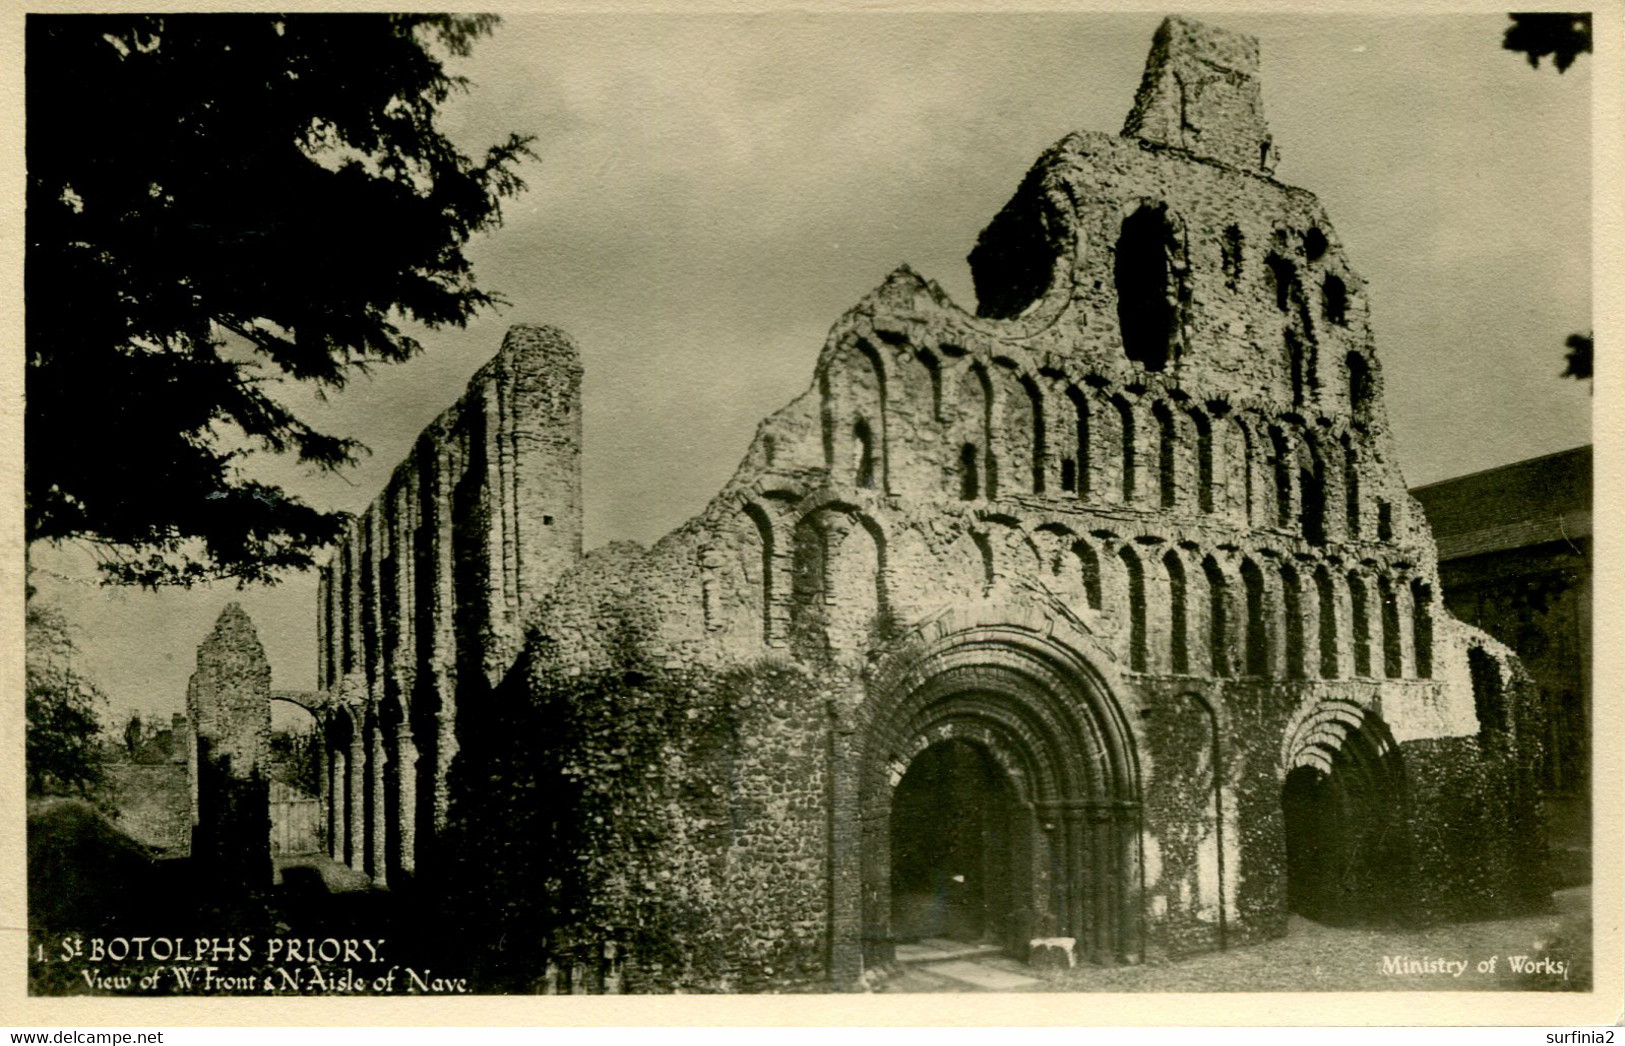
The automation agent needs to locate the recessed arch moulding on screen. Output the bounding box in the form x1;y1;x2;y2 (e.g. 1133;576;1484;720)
304;15;1551;991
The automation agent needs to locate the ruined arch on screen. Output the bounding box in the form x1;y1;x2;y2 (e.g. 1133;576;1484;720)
1019;373;1046;494
954;363;997;500
1268;424;1294;528
1315;566;1338;679
1164;549;1189;674
1411;578;1433;679
740;501;778;644
1188;406;1215;513
1281;704;1412;925
789;505;890;656
1153;400;1179;509
1232;415;1257;523
1281;562;1306;680
1202;556;1230;677
1296;437;1327;546
1378;575;1403;678
1065;385;1091;497
1348;571;1373;677
1240;559;1268;677
789;512;831;656
916;348;944;422
1111;394;1137;504
858;625;1142;969
1119;545;1148;671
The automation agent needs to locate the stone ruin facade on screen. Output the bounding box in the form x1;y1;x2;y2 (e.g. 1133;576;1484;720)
186;603;274;889
308;17;1549;991
313;324;582;887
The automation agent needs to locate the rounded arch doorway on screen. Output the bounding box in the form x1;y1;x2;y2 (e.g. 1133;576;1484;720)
890;737;1021;947
859;626;1142;970
1281;705;1413;926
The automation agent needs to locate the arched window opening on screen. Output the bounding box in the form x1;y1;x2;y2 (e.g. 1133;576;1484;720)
1121;548;1148;671
959;443;980;501
1221;225;1244;290
1235;418;1256;524
1022;375;1046;494
1166;552;1188;674
1193;411;1214;513
1349;573;1372;677
1077;542;1102;611
854;417;876;489
1266;253;1296;313
1411;579;1433;679
1346;353;1372;414
1344;444;1360;538
1114;397;1136;503
1304;227;1329;262
762;434;777;467
1155;403;1178;509
917;349;944;422
1316;568;1338;678
1377;500;1394;542
1286;330;1307;406
1066;386;1090;499
743;504;776;644
1060;458;1077;493
1204;557;1229;677
1379;577;1403;678
958;362;996;501
1242;560;1267;676
1323;274;1348;325
1115;205;1179;371
1282;566;1306;680
1299;444;1326;546
1469;646;1506;744
1271;428;1294;527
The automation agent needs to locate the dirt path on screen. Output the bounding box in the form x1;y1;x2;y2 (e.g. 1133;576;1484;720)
878;887;1591;993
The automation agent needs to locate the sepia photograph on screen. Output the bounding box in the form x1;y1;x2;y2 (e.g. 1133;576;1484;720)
10;6;1613;1022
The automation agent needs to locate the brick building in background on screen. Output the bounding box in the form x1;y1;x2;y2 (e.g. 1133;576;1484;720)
1412;445;1591;883
309;17;1552;991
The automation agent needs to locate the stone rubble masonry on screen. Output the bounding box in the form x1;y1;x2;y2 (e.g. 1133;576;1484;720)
186;603;273;888
314;15;1547;991
1123;16;1279;175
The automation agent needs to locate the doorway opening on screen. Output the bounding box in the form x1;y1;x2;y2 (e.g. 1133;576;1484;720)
890;738;1019;949
1281;710;1411;926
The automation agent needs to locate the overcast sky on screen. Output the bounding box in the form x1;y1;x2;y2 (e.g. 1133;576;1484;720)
29;12;1593;730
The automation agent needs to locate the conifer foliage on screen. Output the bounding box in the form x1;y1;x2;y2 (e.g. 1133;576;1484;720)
27;15;535;586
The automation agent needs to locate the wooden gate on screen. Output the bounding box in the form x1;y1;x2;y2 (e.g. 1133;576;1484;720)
270;780;324;855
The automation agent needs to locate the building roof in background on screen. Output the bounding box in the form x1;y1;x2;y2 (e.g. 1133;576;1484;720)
1412;445;1591;561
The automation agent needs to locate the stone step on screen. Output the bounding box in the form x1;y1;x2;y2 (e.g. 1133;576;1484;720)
895;938;1008;965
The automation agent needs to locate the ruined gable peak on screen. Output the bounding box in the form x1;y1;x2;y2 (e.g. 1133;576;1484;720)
1122;16;1277;174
